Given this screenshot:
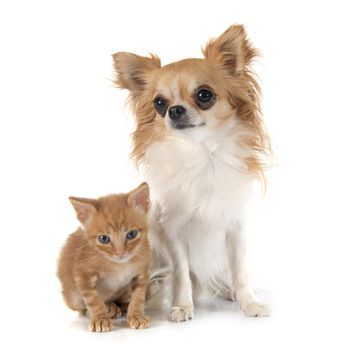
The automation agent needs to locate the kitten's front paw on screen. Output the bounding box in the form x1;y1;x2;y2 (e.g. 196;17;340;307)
168;306;194;322
127;314;151;329
88;317;113;332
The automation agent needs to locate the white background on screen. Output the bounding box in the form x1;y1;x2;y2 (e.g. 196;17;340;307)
1;0;349;349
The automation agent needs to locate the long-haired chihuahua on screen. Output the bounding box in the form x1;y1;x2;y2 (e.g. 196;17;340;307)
113;24;271;322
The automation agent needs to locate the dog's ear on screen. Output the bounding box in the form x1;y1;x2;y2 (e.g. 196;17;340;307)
112;52;161;92
203;24;258;75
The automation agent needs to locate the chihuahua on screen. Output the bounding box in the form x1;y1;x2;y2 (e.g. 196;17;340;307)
112;24;271;322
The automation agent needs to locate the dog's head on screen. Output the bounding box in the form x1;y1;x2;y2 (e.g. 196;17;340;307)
112;25;270;173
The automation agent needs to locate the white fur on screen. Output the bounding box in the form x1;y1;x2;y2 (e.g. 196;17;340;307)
97;266;137;302
144;119;270;320
107;253;134;264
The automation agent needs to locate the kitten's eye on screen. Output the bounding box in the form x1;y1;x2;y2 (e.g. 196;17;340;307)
98;235;110;244
154;96;168;116
126;230;138;240
195;87;216;110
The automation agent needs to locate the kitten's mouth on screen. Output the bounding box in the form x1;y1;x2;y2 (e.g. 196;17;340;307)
173;122;206;130
109;254;132;264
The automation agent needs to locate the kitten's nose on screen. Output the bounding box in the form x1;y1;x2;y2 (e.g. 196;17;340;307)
168;105;186;120
115;249;125;256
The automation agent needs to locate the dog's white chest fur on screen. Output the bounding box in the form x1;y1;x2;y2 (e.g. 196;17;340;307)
144;131;256;289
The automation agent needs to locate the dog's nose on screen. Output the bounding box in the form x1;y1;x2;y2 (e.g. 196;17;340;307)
168;105;186;120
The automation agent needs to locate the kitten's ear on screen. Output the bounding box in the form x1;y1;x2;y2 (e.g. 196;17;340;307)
203;24;258;75
127;183;150;214
69;197;98;226
112;52;161;92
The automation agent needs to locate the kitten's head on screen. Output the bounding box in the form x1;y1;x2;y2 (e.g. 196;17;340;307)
69;183;150;264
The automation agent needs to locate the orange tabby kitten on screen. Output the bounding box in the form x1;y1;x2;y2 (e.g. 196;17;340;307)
57;183;151;332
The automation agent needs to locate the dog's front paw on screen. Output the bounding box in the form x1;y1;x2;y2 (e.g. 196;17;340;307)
235;289;271;317
168;306;194;322
242;301;270;317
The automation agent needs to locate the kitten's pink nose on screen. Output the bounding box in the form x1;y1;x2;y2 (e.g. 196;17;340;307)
115;250;125;256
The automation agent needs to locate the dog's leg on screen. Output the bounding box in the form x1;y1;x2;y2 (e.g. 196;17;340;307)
167;239;194;322
226;224;270;317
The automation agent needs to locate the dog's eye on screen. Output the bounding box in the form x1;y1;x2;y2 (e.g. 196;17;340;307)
194;87;216;110
197;89;213;103
154;96;168;116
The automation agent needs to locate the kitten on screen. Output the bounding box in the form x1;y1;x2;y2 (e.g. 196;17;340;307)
57;183;151;332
